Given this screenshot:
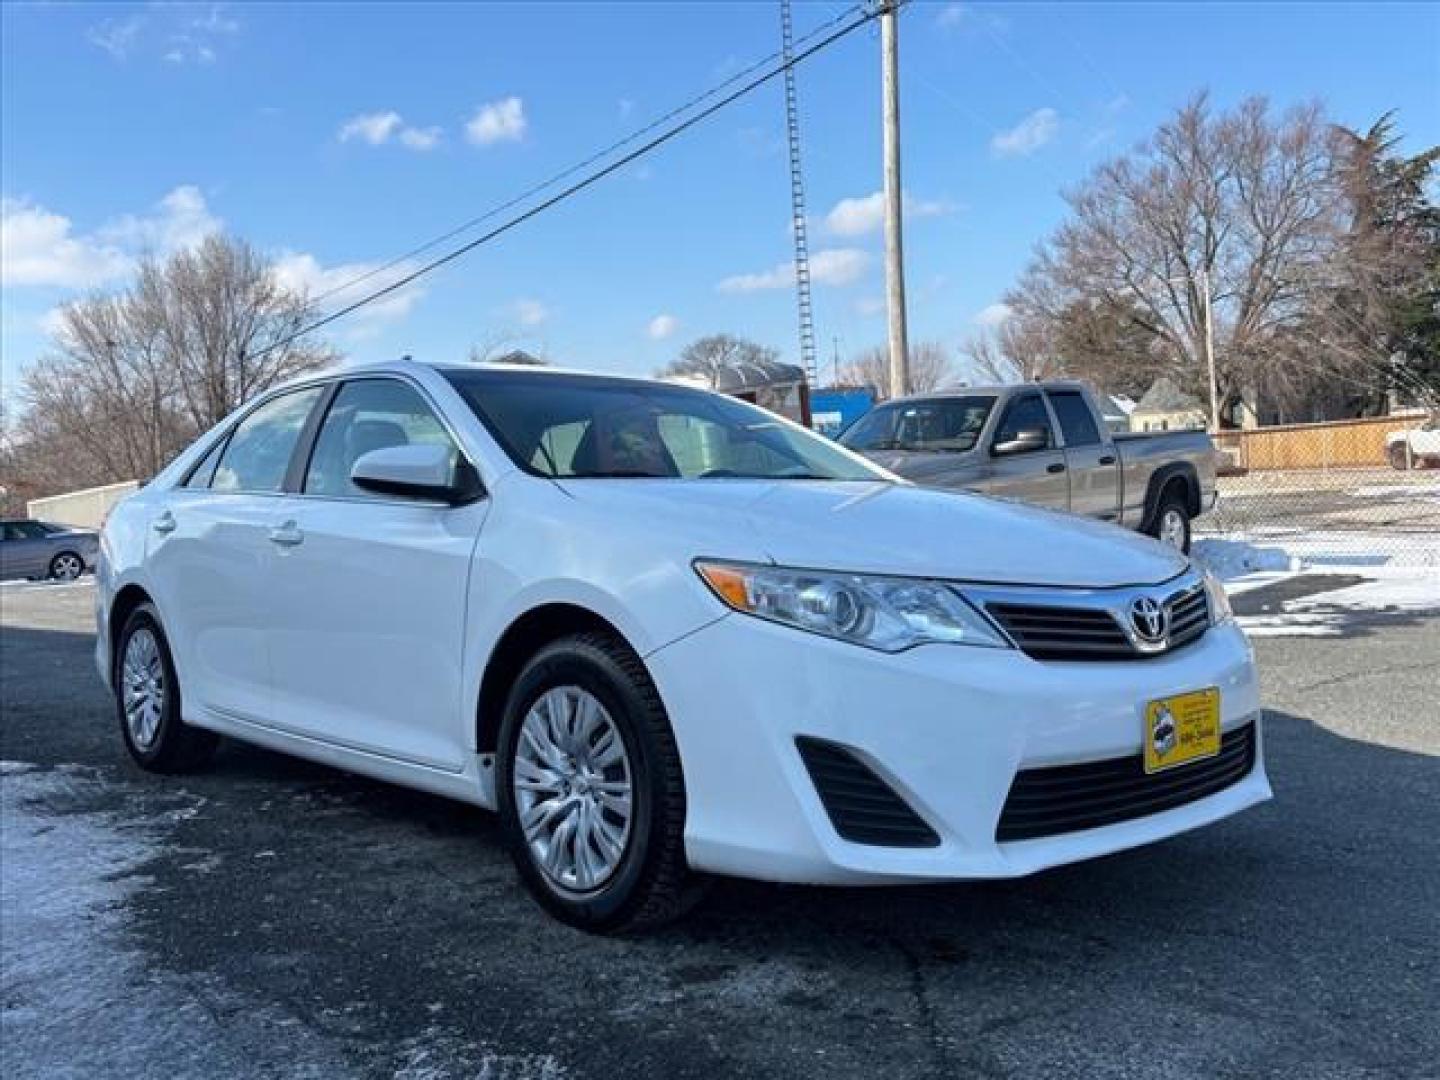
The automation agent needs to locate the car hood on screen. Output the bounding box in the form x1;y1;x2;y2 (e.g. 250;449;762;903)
554;479;1187;589
852;446;984;481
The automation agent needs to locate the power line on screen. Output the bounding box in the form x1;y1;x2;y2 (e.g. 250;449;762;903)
305;4;866;310
251;5;880;361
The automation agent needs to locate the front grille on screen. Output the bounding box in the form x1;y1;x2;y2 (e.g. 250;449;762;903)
796;737;940;848
986;603;1133;660
995;722;1256;842
986;582;1211;662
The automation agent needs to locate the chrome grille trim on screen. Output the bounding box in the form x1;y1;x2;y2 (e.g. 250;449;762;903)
962;570;1211;662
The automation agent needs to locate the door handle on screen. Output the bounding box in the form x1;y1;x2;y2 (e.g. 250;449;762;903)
268;521;304;548
152;511;177;535
1098;455;1117;466
1046;463;1067;474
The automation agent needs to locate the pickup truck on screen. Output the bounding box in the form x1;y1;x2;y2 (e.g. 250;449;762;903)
838;380;1216;552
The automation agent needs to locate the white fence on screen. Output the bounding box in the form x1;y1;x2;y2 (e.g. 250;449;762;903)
27;480;139;529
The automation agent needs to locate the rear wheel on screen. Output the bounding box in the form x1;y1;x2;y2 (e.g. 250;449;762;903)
1148;491;1192;554
497;632;698;933
1388;443;1411;470
48;551;84;581
115;603;219;773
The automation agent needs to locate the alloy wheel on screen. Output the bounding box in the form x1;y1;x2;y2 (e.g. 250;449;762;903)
512;686;634;894
122;627;165;750
52;554;83;581
1159;509;1188;550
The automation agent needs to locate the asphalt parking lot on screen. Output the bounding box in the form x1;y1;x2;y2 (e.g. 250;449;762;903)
3;579;1438;1079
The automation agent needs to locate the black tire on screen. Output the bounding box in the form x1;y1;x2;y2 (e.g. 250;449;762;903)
496;631;699;933
115;603;219;773
1388;443;1410;471
48;551;84;581
1147;490;1192;554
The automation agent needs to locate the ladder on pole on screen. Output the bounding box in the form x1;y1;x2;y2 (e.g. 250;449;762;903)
781;0;819;388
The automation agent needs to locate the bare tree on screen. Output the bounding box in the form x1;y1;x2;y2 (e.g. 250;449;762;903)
961;317;1066;384
10;234;337;497
1007;94;1350;423
839;341;955;398
659;334;781;381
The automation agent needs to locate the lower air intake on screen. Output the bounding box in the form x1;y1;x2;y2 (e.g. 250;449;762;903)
795;737;940;848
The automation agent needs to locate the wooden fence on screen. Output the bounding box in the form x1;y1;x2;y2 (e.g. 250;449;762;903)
1214;412;1428;471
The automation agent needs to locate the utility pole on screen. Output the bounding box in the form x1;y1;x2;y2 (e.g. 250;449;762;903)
1199;267;1219;431
880;0;909;400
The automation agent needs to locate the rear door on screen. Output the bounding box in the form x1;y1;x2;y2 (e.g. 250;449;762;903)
265;377;486;772
1048;389;1121;520
984;392;1069;509
144;384;327;726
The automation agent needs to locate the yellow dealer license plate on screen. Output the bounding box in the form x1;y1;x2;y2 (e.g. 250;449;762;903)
1143;688;1221;774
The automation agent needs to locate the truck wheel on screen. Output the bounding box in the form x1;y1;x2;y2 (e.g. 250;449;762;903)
1388;443;1410;471
1149;494;1191;554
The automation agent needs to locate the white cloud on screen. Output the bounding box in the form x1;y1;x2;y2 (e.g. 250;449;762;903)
824;191;955;236
718;248;871;293
510;298;548;327
339;112;443;151
398;125;442;151
618;98;635;120
1;186;220;289
974;302;1013;327
87;16;144;60
991;108;1059;157
466;97;527;146
855;295;886;317
97;185;221;253
339;111;403;145
647;314;679;340
272;252;424;337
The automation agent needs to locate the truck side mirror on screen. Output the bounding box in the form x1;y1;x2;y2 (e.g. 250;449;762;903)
993;427;1048;456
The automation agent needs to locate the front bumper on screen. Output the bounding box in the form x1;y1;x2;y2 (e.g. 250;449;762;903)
647;614;1269;885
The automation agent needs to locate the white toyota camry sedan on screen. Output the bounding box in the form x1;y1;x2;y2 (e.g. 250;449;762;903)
97;360;1271;931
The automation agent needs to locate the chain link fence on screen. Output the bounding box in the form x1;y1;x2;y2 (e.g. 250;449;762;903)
1197;412;1440;569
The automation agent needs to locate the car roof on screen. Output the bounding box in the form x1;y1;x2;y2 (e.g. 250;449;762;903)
885;379;1093;404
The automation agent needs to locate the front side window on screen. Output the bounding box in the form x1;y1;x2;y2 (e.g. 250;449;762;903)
304;379;460;498
183;435;228;489
993;394;1054;452
839;397;996;454
445;371;881;482
211;386;324;493
1047;391;1102;447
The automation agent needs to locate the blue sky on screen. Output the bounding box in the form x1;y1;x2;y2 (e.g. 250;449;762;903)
3;1;1437;400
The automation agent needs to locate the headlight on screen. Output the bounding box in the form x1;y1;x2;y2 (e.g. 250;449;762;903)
1202;570;1234;625
694;560;1009;652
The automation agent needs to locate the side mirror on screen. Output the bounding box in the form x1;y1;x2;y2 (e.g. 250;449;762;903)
350;444;484;505
992;427;1048;457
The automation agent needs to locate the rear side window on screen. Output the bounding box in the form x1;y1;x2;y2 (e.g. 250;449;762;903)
211;387;324;493
993;394;1054;451
1048;391;1102;447
303;379;459;498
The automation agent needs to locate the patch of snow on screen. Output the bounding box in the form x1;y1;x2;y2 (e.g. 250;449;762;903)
1287;567;1440;613
1191;537;1301;582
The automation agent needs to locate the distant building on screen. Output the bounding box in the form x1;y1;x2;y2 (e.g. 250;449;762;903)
1129;377;1206;433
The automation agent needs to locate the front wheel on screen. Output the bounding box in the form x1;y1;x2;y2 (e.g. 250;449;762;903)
1149;494;1192;554
497;632;698;933
48;551;84;581
115;603;219;773
1388;443;1411;471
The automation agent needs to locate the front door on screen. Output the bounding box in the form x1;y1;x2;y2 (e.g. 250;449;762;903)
983;392;1069;509
266;377;485;772
145;385;327;726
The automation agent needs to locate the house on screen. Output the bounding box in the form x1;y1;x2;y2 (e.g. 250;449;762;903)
1129;377;1207;433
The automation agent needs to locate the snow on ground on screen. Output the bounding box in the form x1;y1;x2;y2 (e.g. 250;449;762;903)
1192;531;1440;638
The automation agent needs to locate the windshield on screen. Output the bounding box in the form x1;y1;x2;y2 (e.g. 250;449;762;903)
839;396;996;453
444;370;884;481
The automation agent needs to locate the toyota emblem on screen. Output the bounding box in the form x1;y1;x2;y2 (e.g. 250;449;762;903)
1130;596;1169;645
